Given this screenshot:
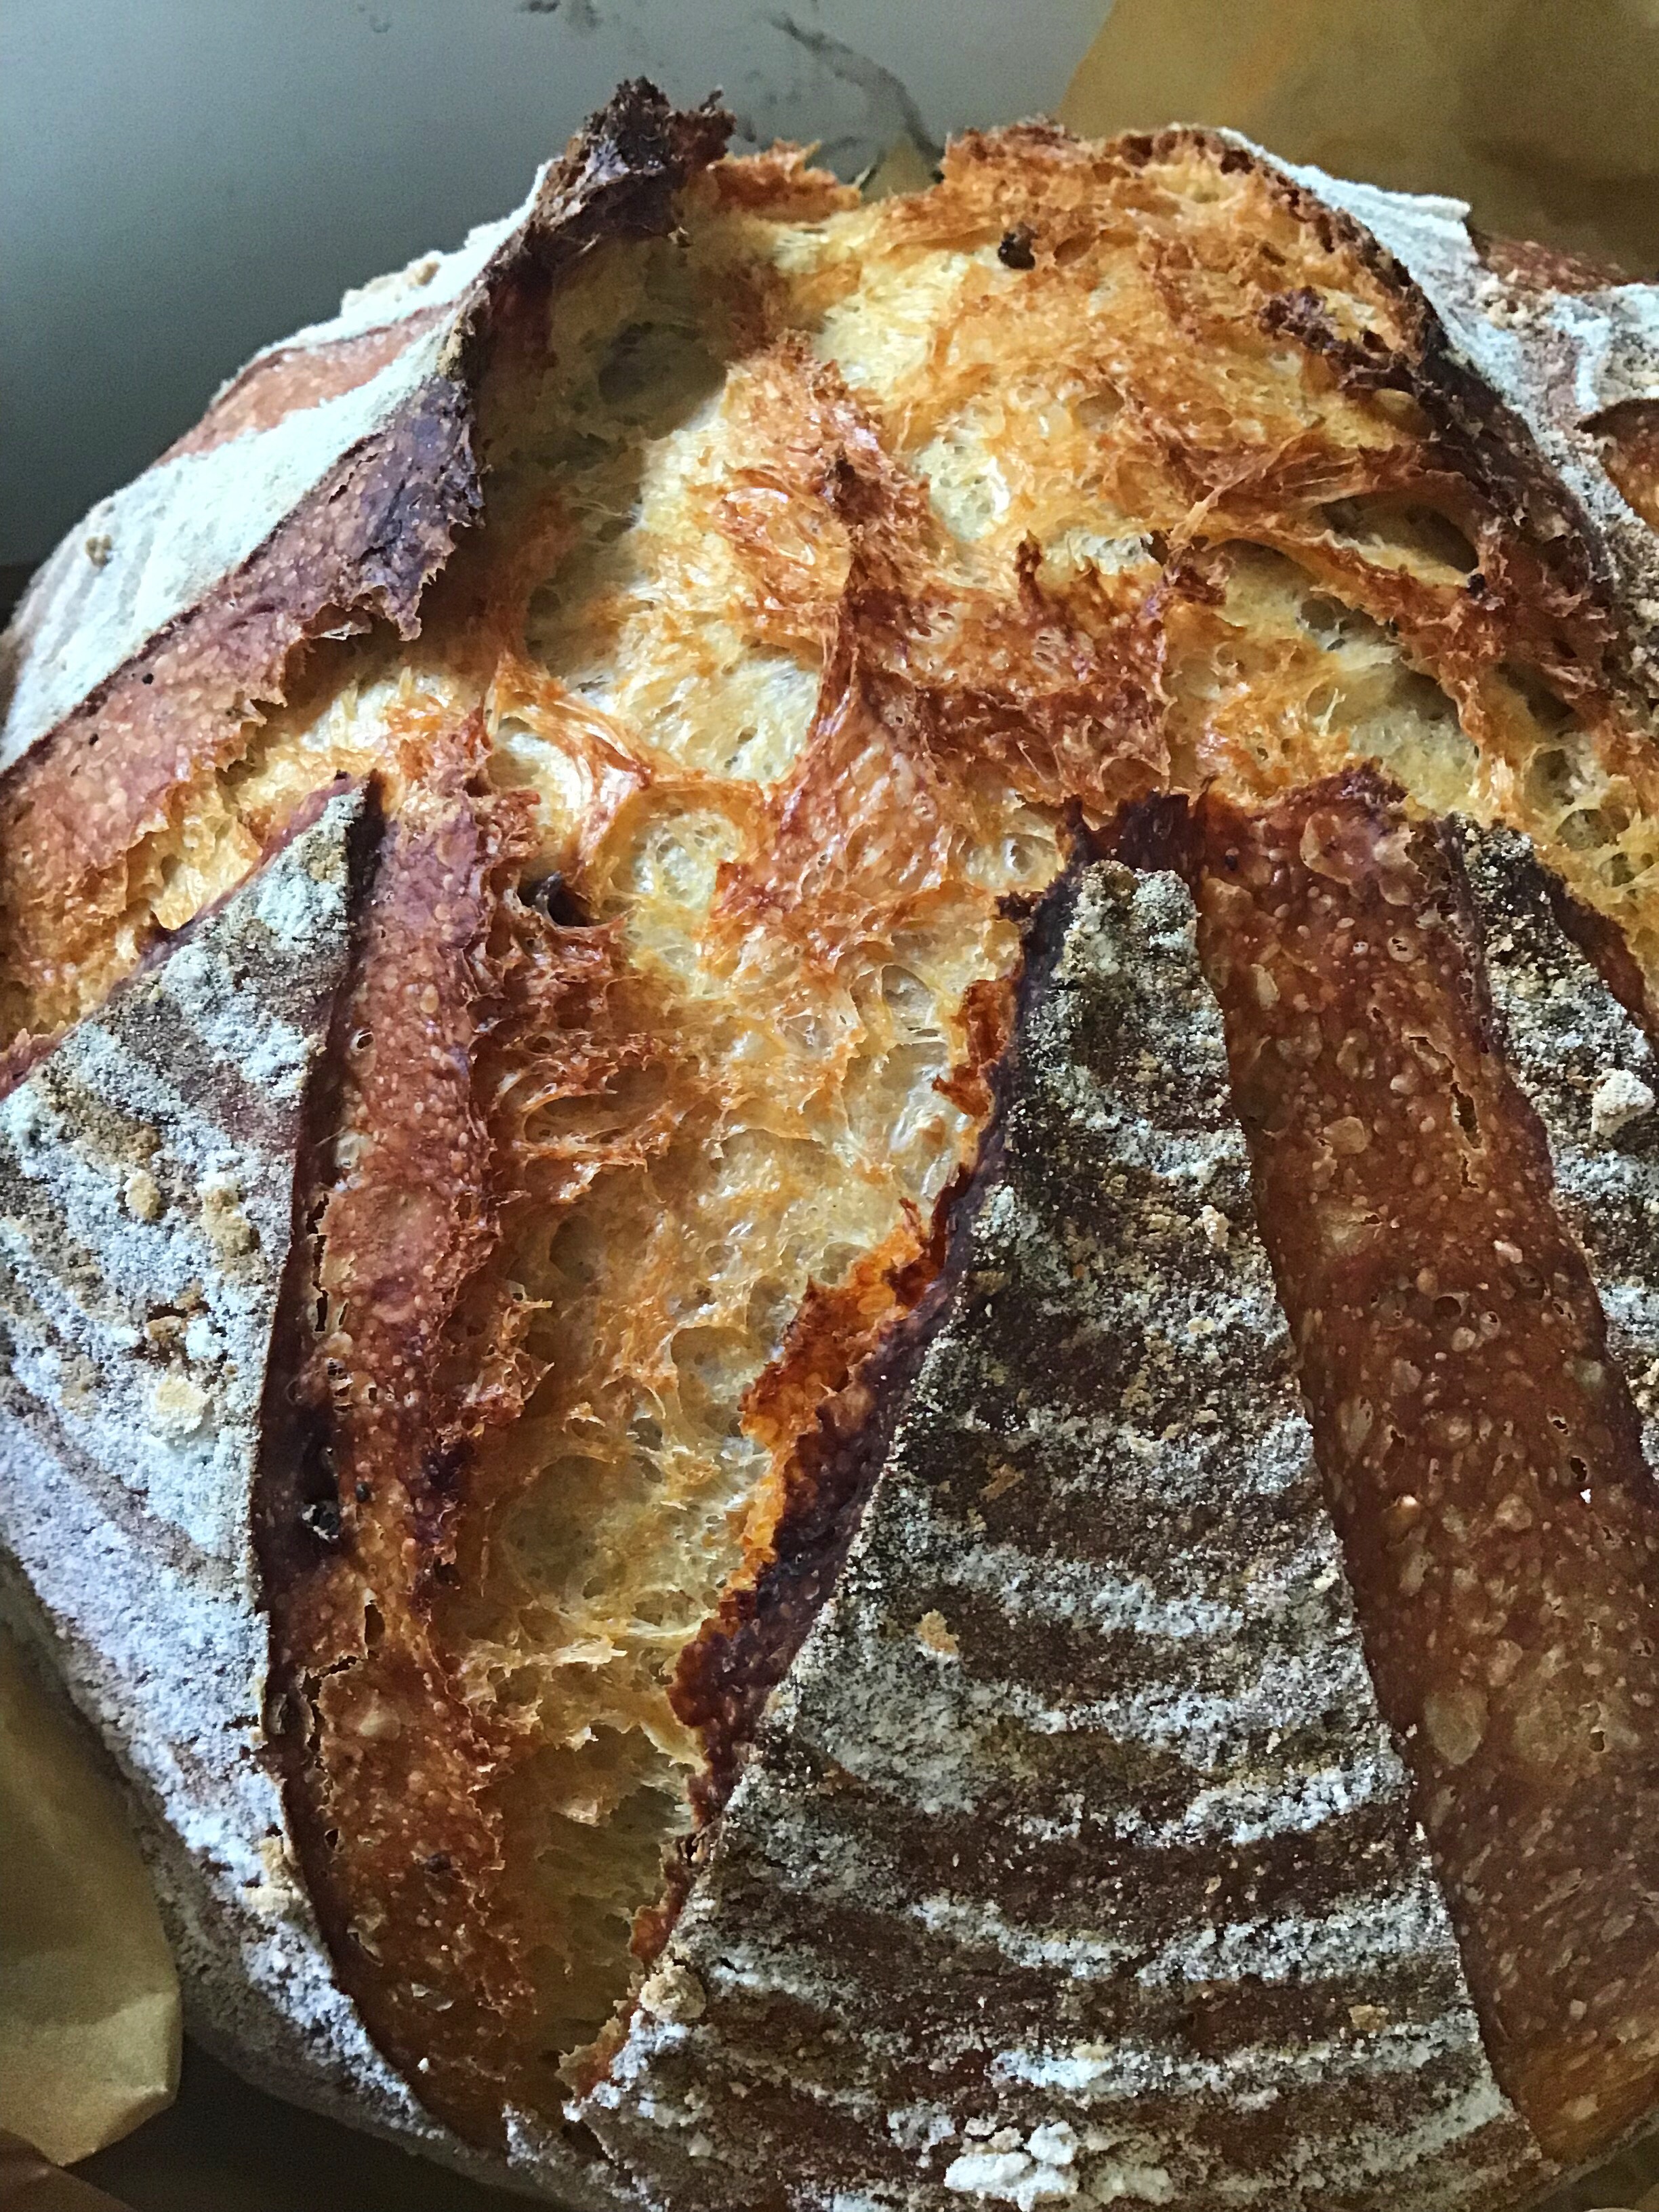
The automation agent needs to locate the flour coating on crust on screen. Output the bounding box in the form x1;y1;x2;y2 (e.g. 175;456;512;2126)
0;802;407;2113
0;788;632;2203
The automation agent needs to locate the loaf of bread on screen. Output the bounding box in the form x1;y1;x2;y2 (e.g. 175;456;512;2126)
7;79;1659;2211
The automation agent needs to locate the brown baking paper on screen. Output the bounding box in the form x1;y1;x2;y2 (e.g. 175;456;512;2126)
79;2043;529;2212
1061;0;1659;274
0;1625;179;2169
0;2133;134;2212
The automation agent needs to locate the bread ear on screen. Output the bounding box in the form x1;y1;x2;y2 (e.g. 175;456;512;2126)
0;83;733;1056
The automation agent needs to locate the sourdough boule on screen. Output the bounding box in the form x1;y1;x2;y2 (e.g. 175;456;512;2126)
7;79;1659;2211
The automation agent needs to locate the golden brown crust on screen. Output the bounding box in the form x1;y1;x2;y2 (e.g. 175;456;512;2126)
708;335;1166;965
1191;769;1659;2160
260;701;691;2139
258;712;533;2140
256;121;1659;2170
700;145;860;220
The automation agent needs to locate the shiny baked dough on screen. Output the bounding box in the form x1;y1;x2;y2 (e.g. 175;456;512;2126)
15;126;1659;2152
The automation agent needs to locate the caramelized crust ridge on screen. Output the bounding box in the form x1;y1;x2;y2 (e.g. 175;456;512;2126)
1191;771;1659;2160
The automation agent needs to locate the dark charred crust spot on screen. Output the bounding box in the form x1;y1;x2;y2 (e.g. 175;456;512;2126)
528;869;590;926
504;82;734;306
1259;287;1415;394
1109;787;1193;876
300;1496;344;1546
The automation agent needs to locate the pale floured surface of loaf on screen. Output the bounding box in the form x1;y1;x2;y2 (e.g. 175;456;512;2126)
580;857;1545;2211
9;89;1659;2210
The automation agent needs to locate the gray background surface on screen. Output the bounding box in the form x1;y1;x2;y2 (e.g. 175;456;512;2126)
1;0;1107;577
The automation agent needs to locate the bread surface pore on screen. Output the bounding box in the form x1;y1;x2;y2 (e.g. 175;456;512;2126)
15;115;1659;2178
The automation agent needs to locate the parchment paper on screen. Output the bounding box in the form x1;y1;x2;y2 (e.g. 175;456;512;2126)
0;1626;178;2170
0;2134;131;2212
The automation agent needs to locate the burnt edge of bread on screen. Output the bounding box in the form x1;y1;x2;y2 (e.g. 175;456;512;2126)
255;780;388;1597
1544;860;1659;1043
